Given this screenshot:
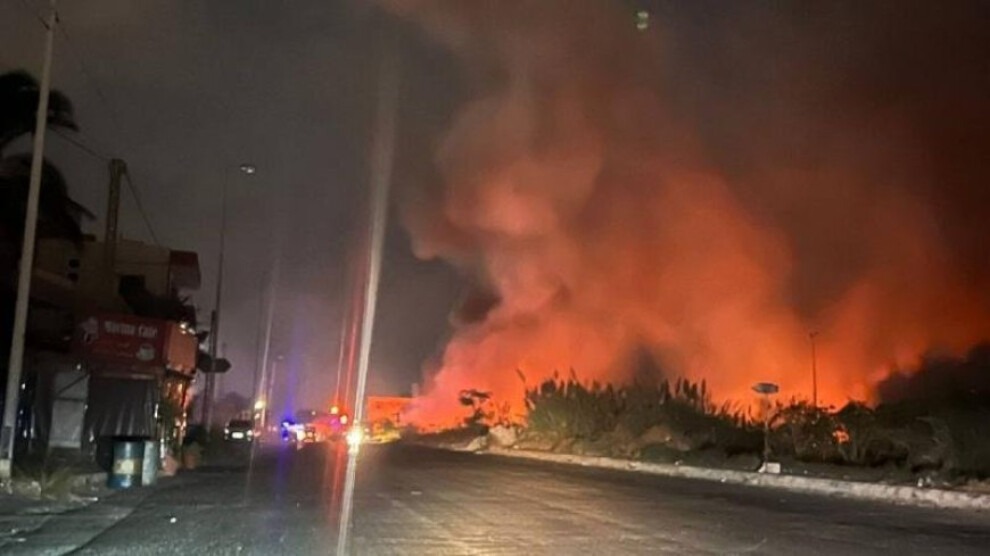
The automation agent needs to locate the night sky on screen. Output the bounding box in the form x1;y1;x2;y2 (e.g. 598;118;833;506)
2;1;462;410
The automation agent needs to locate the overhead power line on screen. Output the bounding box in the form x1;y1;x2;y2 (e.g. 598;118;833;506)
51;128;109;161
57;16;121;154
10;0;47;28
13;7;164;248
56;15;162;247
122;168;161;246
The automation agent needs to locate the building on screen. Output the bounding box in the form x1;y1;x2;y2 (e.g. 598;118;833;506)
17;236;202;464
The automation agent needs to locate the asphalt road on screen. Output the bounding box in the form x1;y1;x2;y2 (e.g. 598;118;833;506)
11;443;990;555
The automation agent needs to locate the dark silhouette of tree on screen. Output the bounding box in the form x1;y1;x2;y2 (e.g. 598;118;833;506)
0;70;77;154
0;155;91;244
0;70;91;272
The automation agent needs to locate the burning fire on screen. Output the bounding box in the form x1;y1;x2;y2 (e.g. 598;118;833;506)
380;1;990;428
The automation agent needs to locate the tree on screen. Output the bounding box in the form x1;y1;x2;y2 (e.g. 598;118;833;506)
0;70;90;272
0;155;91;245
0;70;77;155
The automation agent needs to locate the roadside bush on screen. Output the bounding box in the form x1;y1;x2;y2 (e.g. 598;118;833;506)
524;374;752;454
658;379;747;451
516;369;990;481
870;401;990;479
941;407;990;478
833;402;879;465
772;401;841;463
524;372;620;440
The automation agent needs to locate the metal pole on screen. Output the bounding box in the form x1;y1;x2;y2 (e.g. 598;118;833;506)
104;159;125;269
200;310;217;425
0;0;58;481
202;167;229;429
809;331;819;408
332;315;347;404
762;394;771;465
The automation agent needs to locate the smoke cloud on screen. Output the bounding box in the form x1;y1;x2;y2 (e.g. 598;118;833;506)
383;1;990;426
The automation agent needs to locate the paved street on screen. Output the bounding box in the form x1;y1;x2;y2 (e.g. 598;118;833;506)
7;443;990;555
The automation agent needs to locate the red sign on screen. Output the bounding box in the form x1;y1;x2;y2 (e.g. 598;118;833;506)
74;314;167;368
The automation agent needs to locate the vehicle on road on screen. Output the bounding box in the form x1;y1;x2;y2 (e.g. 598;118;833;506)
281;407;352;445
224;419;256;443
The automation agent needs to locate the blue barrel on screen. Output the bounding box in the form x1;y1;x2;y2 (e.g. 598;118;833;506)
109;439;144;489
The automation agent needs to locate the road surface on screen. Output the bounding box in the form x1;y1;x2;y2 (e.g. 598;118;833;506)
9;443;990;555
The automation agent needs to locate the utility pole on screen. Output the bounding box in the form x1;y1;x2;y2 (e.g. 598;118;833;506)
201;173;227;429
201;163;254;429
0;0;58;482
809;331;819;408
104;159;125;269
201;310;218;427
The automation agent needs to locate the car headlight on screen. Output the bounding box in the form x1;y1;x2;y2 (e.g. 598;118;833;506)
346;427;364;451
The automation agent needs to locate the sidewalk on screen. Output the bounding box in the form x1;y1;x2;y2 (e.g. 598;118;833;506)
0;441;247;554
0;471;107;550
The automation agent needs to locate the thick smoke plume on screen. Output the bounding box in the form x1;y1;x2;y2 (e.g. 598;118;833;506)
384;1;990;427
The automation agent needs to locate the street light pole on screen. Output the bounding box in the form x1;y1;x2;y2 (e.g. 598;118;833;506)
201;163;255;429
809;331;819;408
0;0;58;482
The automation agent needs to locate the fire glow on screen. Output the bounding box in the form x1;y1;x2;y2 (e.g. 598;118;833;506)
382;1;990;428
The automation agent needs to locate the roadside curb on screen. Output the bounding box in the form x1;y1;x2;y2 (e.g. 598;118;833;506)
434;442;990;511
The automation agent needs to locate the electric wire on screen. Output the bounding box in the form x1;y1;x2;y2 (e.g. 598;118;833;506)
122;168;161;246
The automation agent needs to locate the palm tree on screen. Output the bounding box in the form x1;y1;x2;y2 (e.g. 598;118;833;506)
0;70;78;156
0;155;92;244
0;70;90;263
0;71;91;451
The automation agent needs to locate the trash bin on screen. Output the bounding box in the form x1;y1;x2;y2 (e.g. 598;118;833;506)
141;439;159;486
108;438;144;489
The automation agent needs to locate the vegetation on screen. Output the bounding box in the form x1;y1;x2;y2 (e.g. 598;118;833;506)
1;70;89;258
424;348;990;483
524;373;749;446
514;373;990;482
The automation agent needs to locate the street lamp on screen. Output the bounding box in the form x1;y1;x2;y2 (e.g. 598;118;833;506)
202;162;256;428
809;331;819;408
